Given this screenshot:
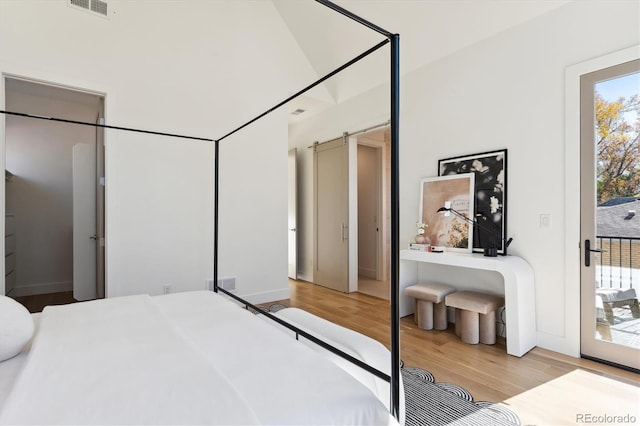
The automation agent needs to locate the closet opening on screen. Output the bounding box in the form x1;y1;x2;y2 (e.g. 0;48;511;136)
3;76;105;312
357;127;390;300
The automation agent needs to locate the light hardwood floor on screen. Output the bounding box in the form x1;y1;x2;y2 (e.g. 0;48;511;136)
277;279;639;426
357;276;390;300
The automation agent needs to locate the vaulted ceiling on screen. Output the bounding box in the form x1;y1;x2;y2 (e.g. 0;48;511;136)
3;0;572;125
272;0;570;121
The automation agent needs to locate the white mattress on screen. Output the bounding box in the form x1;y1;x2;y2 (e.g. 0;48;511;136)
0;291;395;425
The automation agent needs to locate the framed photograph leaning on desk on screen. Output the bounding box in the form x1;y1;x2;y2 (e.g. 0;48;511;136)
438;149;508;255
419;173;475;253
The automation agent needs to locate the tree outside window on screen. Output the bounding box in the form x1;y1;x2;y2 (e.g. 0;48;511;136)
595;73;640;204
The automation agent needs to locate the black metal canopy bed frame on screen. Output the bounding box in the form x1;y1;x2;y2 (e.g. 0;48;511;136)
1;0;401;422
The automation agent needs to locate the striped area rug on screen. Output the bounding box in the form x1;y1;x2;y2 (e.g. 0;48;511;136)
402;366;521;426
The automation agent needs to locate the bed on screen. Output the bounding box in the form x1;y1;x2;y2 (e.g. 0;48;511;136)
0;0;402;423
0;291;400;425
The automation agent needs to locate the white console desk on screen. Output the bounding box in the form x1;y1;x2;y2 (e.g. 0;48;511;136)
400;249;536;357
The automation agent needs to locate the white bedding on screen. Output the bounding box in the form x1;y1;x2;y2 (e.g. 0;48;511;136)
0;291;395;425
271;308;405;426
0;314;38;410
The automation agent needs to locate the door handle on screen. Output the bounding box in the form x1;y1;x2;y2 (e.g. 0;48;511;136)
289;228;296;232
89;235;98;241
584;239;606;267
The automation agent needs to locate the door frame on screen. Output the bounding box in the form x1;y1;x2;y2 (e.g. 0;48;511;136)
564;45;640;358
1;73;107;298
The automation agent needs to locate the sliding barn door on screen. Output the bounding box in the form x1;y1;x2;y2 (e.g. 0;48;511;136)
313;138;349;292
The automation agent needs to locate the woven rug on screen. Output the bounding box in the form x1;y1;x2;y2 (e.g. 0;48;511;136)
402;366;521;426
258;304;521;426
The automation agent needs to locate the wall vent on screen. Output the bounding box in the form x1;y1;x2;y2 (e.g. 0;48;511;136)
69;0;108;18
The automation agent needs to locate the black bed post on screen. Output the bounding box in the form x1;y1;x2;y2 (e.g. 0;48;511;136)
390;32;401;422
214;139;220;293
314;1;401;421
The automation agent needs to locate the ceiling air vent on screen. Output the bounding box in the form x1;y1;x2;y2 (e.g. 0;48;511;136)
70;0;89;9
91;0;108;16
69;0;108;18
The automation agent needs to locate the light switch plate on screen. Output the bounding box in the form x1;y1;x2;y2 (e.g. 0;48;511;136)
540;214;552;228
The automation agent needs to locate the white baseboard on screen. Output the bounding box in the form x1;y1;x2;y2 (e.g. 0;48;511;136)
13;281;73;297
536;332;580;358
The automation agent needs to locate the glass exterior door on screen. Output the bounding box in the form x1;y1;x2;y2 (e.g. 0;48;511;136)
580;59;640;371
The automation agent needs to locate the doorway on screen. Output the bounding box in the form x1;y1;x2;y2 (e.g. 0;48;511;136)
288;148;297;279
357;128;390;300
579;59;639;371
3;77;105;308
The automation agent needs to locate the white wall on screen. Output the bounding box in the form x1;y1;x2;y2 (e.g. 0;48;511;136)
217;111;289;303
5;90;99;296
1;0;311;301
289;0;640;356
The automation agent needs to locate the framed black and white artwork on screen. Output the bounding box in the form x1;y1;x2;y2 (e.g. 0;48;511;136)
438;150;508;255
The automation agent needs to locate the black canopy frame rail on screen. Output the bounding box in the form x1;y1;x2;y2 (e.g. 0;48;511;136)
0;0;401;420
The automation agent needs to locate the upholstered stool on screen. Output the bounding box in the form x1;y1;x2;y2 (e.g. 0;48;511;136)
445;291;504;345
404;283;456;330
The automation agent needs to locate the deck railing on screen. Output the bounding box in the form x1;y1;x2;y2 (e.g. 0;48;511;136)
595;236;639;290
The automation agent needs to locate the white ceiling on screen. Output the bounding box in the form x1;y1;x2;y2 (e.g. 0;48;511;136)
273;0;570;122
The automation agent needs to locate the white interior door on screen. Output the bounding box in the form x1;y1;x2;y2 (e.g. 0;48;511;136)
313;138;349;292
72;143;96;301
288;148;297;279
580;58;639;371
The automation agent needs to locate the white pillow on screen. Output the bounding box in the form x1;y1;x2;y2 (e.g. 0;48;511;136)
0;295;34;362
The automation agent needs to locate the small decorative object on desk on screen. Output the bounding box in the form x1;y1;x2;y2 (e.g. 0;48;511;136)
415;221;429;244
409;243;431;252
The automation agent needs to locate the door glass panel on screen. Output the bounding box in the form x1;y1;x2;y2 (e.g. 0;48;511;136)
593;71;640;350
